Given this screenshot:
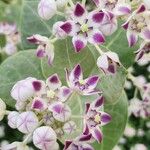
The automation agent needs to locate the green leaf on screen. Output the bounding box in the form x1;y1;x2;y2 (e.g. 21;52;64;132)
93;91;128;150
0;50;44;107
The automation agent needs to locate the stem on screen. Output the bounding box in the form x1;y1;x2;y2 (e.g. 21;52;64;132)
5;110;11;115
82;0;86;5
68;0;74;7
94;44;104;55
50;38;58;43
56;11;65;17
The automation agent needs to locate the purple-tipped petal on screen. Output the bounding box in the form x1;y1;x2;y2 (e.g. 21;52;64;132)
92;0;100;7
137;4;146;14
90;12;104;24
85;75;100;89
83;123;90;135
57;86;72;102
60;22;73;34
46;73;62;90
85;103;90;114
74;3;85;17
64;141;72;150
36;46;46;58
141;28;150;40
78;134;92;142
88;30;105;44
115;4;131;16
91;127;103;143
108;64;116;74
32;81;42;92
127;31;138;47
92;96;104;108
122;21;129;30
72;36;87;52
101;112;112;125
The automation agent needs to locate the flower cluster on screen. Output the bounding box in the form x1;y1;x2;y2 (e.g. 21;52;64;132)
0;22;20;55
0;64;111;150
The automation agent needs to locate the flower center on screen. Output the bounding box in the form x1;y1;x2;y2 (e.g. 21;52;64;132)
81;24;89;33
47;90;55;99
108;0;116;3
94;114;101;123
137;22;146;29
79;79;85;85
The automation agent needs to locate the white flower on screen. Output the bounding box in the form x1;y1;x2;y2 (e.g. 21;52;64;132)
11;77;36;102
131;144;147;150
38;0;57;20
8;111;19;129
0;99;6;121
33;126;58;150
4;42;17;56
3;142;29;150
124;124;136;137
63;121;76;134
16;111;39;134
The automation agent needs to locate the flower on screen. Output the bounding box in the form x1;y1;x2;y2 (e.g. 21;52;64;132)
16;111;39;134
48;102;71;122
131;144;147;150
83;96;111;143
56;0;68;10
27;34;54;65
59;3;105;52
64;134;94;150
33;126;59;150
63;121;77;134
122;4;150;47
97;51;120;74
38;0;57;20
92;0;131;16
4;42;17;55
66;64;100;95
124;124;136;137
0;99;6;121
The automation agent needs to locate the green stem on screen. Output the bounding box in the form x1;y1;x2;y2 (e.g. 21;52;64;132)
68;0;74;7
94;44;104;55
82;0;86;5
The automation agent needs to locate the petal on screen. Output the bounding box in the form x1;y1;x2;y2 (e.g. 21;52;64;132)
83;122;90;135
63;121;76;134
32;80;46;94
97;54;109;69
64;141;72;150
140;28;150;40
88;30;105;45
91;127;103;143
48;102;71;122
127;31;138;47
122;21;129;30
83;89;101;95
57;86;72;102
72;35;87;52
136;4;146;14
46;73;62;90
88;11;104;27
105;51;120;63
85;103;90;114
92;96;104;109
100;112;112;126
84;75;100;90
69;64;83;84
45;42;55;65
36;45;46;58
74;3;86;17
78;134;92;142
114;4;131;16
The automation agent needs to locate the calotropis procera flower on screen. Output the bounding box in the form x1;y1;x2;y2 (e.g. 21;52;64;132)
27;34;54;65
64;134;94;150
8;111;19;129
0;99;6;121
38;0;57;20
66;64;100;95
33;126;59;150
122;4;150;47
135;41;150;61
97;51;120;75
92;0;131;16
83;96;111;143
3;142;29;150
59;3;105;52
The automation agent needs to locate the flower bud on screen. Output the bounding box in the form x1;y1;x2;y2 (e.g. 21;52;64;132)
0;99;6;121
33;126;58;150
17;111;39;134
38;0;57;20
8;111;19;129
49;102;71;122
11;77;36;101
52;21;67;39
97;52;120;75
63;121;76;134
4;42;17;56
